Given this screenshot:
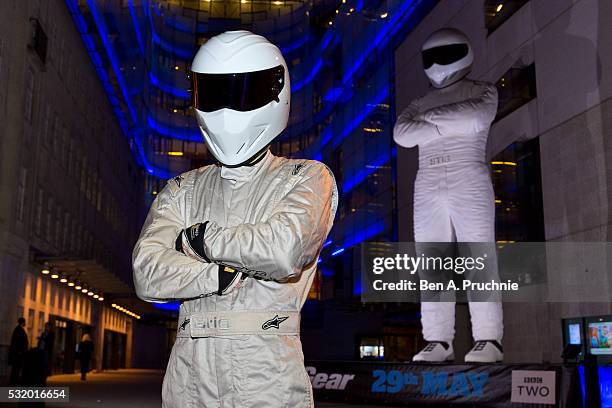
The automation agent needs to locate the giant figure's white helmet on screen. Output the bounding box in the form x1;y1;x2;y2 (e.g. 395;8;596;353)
190;31;290;166
422;28;473;88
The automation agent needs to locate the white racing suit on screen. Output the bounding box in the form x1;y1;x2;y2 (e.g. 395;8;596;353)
393;78;503;343
133;151;337;407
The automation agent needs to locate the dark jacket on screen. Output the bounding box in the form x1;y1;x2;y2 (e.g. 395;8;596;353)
78;339;94;361
8;325;28;366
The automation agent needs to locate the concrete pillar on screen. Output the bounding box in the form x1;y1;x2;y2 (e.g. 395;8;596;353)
91;302;105;372
126;319;133;368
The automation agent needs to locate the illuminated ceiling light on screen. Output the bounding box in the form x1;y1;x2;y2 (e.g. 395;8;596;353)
41;265;50;275
112;303;117;308
349;7;354;12
342;0;346;3
328;21;333;26
98;297;104;301
75;284;82;290
60;277;68;283
241;0;247;3
172;108;178;113
87;291;94;296
273;1;282;5
335;9;339;14
496;3;503;12
81;288;88;293
174;65;179;71
68;282;75;287
380;12;388;18
93;294;99;299
51;273;59;279
167;151;184;156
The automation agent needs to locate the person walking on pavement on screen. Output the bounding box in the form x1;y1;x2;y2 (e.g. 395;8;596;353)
38;322;55;376
8;317;28;386
77;333;94;381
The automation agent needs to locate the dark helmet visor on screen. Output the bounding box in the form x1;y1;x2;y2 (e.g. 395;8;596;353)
191;65;285;113
422;43;469;69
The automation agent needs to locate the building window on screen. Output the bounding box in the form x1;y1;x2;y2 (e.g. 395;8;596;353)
359;336;385;360
495;63;536;122
41;279;47;304
492;137;544;242
30;277;37;301
38;312;45;336
28;309;35;340
485;0;529;34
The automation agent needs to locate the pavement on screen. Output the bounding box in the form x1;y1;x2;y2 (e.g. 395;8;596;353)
39;369;386;408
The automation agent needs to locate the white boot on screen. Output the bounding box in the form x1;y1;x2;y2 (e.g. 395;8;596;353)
413;341;454;362
464;340;503;363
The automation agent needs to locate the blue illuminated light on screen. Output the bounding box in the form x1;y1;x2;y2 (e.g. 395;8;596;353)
66;0;170;178
147;114;201;142
342;148;396;194
344;221;385;249
127;1;190;99
281;34;310;54
331;248;345;257
293;59;322;92
153;302;181;312
321;87;389;147
342;0;420;84
152;0;204;33
147;1;193;59
127;0;144;56
323;240;333;248
353;278;362;295
600;366;612;407
149;71;190;99
320;266;334;278
88;0;137;122
323;87;344;103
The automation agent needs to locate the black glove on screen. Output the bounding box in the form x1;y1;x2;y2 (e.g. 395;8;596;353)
216;264;248;295
175;222;211;263
175;223;246;295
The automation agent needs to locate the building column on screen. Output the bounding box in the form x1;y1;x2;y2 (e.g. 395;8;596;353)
125;319;133;369
91;302;105;372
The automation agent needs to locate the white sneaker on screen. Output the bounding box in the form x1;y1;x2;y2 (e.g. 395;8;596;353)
464;340;503;363
413;341;454;362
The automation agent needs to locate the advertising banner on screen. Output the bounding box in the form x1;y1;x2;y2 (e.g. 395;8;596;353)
307;361;580;407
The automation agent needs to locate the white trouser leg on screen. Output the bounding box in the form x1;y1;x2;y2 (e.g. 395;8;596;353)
468;301;503;341
421;301;456;342
414;170;456;343
448;166;504;343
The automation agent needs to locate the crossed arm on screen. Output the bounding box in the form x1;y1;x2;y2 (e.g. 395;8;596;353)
133;165;336;301
393;84;498;147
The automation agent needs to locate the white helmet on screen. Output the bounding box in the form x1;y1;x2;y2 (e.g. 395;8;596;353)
422;28;473;88
190;30;290;166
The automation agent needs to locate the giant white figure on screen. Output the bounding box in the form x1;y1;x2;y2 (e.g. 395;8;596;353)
393;28;503;363
133;31;337;407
